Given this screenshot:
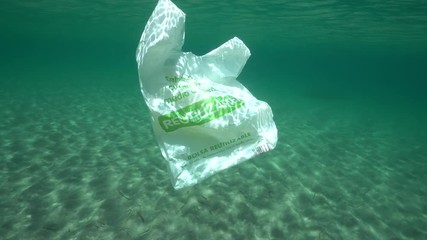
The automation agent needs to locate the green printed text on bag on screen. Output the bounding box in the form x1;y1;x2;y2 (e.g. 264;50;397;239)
159;96;245;132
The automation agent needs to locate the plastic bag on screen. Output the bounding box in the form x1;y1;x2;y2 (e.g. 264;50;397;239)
136;0;278;189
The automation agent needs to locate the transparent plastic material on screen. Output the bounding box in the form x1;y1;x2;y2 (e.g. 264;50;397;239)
136;0;278;189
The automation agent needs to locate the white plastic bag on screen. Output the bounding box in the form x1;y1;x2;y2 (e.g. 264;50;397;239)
136;0;277;189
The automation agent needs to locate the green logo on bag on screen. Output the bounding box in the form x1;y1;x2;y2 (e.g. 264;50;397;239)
159;96;245;132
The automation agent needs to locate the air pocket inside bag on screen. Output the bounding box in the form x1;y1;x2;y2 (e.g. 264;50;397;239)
136;0;278;189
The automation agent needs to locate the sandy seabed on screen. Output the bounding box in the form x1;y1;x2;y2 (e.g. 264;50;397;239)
1;76;426;240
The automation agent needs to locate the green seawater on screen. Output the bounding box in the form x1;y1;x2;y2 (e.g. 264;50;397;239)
1;0;426;239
